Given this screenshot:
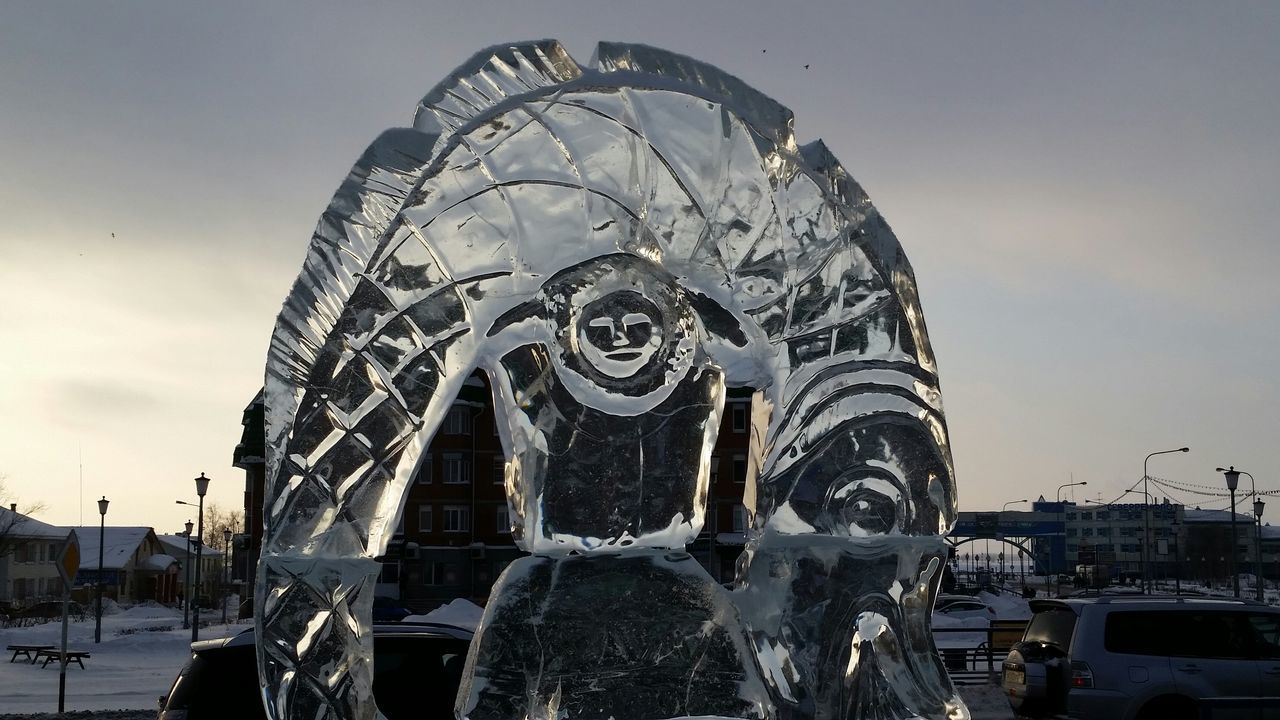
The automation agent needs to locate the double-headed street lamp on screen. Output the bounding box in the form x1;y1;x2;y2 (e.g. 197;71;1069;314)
1217;466;1265;601
94;496;109;644
1143;447;1189;594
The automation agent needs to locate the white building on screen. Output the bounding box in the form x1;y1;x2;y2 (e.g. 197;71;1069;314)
74;526;179;604
0;505;72;606
156;533;223;600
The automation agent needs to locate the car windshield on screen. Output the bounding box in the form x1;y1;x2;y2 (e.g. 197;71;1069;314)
1023;607;1076;651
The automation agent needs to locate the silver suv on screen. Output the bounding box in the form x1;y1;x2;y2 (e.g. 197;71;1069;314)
1002;596;1280;720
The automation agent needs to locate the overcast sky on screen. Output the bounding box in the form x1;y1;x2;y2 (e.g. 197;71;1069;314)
1;1;1277;530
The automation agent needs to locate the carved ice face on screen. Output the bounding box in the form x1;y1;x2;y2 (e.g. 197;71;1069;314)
578;291;663;379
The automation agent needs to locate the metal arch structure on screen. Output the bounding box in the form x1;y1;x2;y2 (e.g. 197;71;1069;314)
946;536;1047;576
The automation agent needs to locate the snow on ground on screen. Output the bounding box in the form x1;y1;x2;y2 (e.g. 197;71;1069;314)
0;604;246;714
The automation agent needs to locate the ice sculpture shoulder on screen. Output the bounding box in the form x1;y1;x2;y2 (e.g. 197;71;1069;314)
257;40;963;720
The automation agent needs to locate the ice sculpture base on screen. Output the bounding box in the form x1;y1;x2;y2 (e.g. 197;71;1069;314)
457;551;773;720
735;534;967;720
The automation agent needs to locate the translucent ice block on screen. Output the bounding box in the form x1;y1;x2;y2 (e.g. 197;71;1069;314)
258;39;961;720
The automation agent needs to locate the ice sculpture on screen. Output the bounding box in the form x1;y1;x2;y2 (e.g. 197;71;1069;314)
257;40;962;720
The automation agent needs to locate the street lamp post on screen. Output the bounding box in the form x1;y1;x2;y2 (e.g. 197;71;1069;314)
1255;497;1266;600
94;496;109;644
181;520;192;630
221;527;232;625
1057;482;1087;503
1217;467;1264;602
1221;467;1241;598
1143;447;1190;594
1003;499;1028;511
192;473;210;643
1055;482;1086;593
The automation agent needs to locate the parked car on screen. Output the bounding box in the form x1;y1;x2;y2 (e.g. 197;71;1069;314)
1002;595;1280;720
934;596;997;621
157;622;473;719
372;595;413;623
11;600;85;621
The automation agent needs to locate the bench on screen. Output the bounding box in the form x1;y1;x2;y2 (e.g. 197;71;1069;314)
35;649;90;669
7;644;54;663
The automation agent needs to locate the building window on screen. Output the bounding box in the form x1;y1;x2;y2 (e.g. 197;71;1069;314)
416;453;433;484
493;456;505;485
710;457;720;484
418;506;433;533
1083;528;1094;537
496;505;510;533
731;403;749;433
732;454;747;484
1098;526;1111;536
731;505;748;533
443;454;471;484
1096;511;1110;520
1081;512;1093;520
1066;512;1077;521
1066;528;1077;537
443;406;472;436
445;506;470;533
442;563;461;585
377;561;400;584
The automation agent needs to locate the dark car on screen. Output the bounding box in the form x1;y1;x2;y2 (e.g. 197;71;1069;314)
157;622;473;720
12;600;86;621
371;595;413;623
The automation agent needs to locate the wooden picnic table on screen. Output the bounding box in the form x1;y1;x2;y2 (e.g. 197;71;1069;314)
6;644;54;663
35;649;90;669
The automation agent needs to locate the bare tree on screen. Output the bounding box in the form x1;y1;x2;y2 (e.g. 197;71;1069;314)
0;476;48;558
200;502;245;555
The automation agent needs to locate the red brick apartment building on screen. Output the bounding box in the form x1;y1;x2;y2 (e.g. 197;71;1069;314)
232;374;754;613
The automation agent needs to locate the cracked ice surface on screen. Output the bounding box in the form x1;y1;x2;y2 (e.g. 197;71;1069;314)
259;40;962;720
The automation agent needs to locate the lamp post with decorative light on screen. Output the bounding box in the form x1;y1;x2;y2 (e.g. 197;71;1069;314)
191;473;210;642
1220;467;1241;598
94;496;108;644
1217;466;1264;601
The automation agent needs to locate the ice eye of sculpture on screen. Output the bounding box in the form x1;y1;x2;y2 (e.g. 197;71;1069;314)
258;40;964;720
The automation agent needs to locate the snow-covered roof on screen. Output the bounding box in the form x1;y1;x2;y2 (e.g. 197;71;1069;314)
72;526;155;570
0;507;69;540
144;553;177;571
155;533;222;559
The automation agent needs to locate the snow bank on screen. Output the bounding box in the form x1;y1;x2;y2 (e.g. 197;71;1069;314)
976;591;1031;621
403;598;484;631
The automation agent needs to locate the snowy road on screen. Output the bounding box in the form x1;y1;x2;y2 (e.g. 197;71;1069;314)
0;604;243;715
